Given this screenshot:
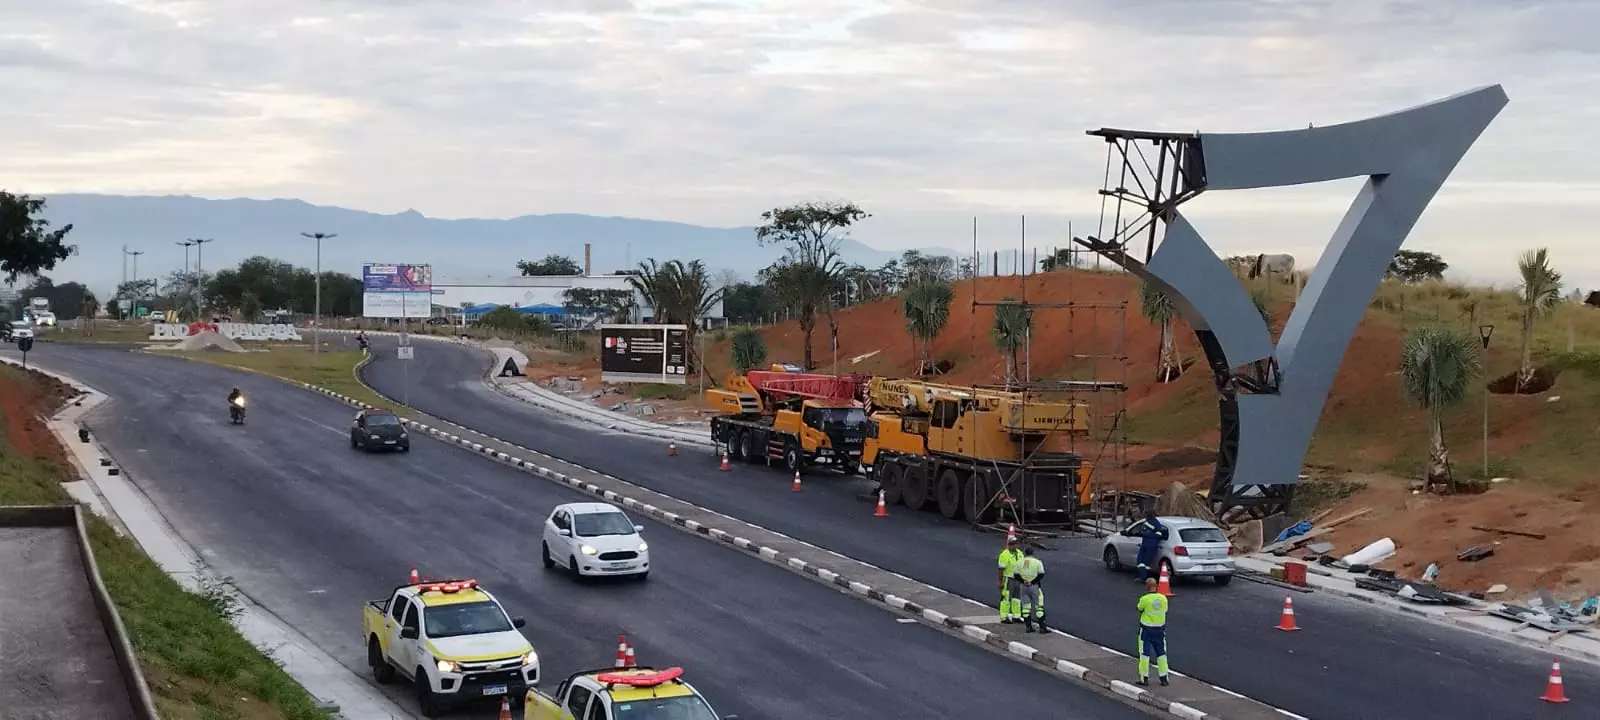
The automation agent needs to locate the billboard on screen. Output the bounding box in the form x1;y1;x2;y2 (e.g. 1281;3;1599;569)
362;263;432;319
599;324;691;385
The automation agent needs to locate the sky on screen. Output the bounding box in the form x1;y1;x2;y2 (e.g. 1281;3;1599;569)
3;0;1598;291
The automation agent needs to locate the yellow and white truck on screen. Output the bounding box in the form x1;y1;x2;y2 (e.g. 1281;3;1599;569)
524;666;734;720
361;578;539;718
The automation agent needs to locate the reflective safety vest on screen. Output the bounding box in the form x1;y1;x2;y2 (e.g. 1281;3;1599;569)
998;548;1023;574
1138;592;1168;627
1014;556;1044;583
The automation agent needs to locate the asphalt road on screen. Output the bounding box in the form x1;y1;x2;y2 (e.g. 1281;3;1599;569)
361;336;1600;720
0;526;138;719
22;345;1143;720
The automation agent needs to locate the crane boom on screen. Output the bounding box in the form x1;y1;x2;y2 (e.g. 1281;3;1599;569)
745;371;868;404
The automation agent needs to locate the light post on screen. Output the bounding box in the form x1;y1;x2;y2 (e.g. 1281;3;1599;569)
190;238;213;319
176;240;196;318
301;232;337;354
1478;324;1494;478
125;249;144;319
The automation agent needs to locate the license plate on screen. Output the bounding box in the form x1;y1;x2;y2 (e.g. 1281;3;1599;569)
482;684;508;696
384;440;397;444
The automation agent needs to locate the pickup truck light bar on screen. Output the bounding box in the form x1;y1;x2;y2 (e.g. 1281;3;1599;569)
595;667;684;687
417;579;479;594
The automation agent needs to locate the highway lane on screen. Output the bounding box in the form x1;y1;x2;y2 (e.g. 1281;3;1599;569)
362;335;1600;720
26;345;1144;720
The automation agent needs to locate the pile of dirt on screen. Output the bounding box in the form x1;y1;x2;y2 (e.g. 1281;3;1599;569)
171;331;246;353
0;365;78;472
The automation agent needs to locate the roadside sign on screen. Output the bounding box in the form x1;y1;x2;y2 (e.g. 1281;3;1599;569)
397;346;414;360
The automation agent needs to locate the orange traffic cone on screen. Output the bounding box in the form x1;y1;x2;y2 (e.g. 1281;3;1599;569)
792;471;803;492
408;566;419;584
1157;564;1174;597
498;695;513;719
874;490;888;517
1275;596;1300;631
614;634;629;667
624;644;637;668
1541;658;1570;703
667;441;676;456
1005;524;1017;543
719;453;730;471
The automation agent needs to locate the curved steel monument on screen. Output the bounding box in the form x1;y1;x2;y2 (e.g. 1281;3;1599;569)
1075;86;1508;517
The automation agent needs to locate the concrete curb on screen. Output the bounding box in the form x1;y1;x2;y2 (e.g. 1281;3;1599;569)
287;377;1231;719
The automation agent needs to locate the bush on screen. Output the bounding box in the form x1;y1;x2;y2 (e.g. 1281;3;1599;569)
730;329;767;371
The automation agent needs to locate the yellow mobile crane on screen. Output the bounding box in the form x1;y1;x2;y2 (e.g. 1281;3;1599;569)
863;377;1092;524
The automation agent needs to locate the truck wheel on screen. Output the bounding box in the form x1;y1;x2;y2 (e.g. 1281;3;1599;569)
415;675;441;718
936;468;965;519
728;429;746;461
541;542;554;569
368;637;395;684
739;431;758;463
902;466;931;511
879;463;905;505
960;473;995;524
783;441;803;473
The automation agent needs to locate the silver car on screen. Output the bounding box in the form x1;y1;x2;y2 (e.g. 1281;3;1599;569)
1101;515;1235;586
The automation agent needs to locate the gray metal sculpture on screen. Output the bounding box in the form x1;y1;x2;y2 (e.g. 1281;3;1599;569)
1076;86;1508;516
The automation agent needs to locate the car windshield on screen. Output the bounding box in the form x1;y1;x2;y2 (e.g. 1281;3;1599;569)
809;407;867;428
366;414;402;427
424;601;513;638
573;512;635;537
612;695;719;720
1178;527;1227;543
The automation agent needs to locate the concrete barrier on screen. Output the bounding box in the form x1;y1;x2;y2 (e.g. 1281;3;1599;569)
151;322;302;341
0;505;160;720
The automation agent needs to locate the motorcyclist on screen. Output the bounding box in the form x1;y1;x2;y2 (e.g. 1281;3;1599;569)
356;331;370;350
228;387;244;407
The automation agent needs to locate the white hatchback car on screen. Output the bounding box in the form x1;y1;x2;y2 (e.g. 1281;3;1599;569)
1101;515;1235;586
541;502;650;580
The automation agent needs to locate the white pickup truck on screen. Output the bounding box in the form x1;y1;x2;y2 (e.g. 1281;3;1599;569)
362;578;539;718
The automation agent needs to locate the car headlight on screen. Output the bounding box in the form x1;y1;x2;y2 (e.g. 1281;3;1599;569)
370;434;381;439
580;544;598;556
436;659;459;674
520;651;537;667
637;542;649;553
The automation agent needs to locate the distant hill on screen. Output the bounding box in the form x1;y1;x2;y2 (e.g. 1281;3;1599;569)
25;194;962;296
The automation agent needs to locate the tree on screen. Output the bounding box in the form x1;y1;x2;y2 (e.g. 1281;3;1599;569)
0;192;76;282
730;329;768;371
1387;250;1449;283
1514;248;1563;391
516;254;583;276
899;250;955;285
755;202;868;368
1398;326;1480;492
721;282;777;324
1039;248;1084;272
17;276;97;321
902;280;953;375
113;279;157;317
990;297;1031;385
1139;281;1180;382
626;258;724;370
561;287;635;325
206;256;362;317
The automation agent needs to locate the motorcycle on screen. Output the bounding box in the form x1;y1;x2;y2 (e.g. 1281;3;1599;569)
229;396;247;425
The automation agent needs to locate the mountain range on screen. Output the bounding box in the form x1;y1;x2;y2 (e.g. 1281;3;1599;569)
24;194;963;297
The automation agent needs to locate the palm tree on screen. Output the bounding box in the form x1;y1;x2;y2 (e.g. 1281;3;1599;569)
1398;326;1481;492
627;258;724;371
1514;248;1563;392
902;280;954;375
991;297;1031;386
1139;281;1179;382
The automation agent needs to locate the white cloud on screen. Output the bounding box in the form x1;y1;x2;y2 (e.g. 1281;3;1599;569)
1;0;1597;288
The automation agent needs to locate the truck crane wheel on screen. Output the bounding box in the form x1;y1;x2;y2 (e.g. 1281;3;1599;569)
960;473;997;524
727;429;746;462
783;441;804;473
936;468;965;519
368;637;395;684
415;674;441;718
738;431;758;463
902;465;932;511
878;462;905;505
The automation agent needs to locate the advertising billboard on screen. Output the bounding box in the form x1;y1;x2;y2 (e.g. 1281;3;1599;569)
362;263;433;319
599;324;691;385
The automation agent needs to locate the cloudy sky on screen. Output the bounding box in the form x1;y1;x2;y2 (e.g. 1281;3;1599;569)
3;0;1597;289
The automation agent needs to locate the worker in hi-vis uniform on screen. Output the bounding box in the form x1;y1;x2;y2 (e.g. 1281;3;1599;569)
997;535;1024;623
1136;577;1170;686
1013;547;1048;633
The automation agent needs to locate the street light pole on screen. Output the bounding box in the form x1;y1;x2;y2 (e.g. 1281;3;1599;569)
190;238;213;318
1478;324;1495;478
301;232;337;354
126;249;145;318
177;240;194;275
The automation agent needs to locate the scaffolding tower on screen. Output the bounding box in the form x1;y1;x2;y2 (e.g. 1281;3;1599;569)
1070;128;1293;520
966;216;1130;540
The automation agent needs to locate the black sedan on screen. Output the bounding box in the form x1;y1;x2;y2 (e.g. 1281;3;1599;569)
350;409;410;452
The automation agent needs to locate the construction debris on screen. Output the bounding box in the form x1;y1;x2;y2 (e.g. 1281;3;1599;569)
1156;481;1216;523
1471;525;1547;540
1457;546;1494;562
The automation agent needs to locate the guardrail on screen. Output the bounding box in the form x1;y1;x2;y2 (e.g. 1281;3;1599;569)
0;504;160;719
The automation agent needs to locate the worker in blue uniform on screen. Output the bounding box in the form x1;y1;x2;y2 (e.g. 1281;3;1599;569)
1129;508;1168;582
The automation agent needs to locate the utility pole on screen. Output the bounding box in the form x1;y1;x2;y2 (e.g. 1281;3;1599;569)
190;238;213;319
301;232;337;354
125;248;145;319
